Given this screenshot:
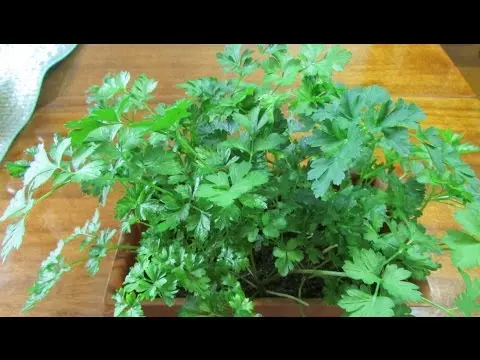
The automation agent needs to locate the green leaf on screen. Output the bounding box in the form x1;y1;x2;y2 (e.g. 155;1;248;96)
1;218;26;262
84;124;123;143
362;85;390;105
228;161;252;184
195;213;211;241
72;160;105;182
22;240;72;311
262;212;287;238
307;125;364;198
118;127;146;150
5;160;30;178
228;292;254;317
71;144;99;171
382;127;411;157
325;45;352;72
455;269;480;316
443;230;480;270
253;133;287;153
278;59;301;86
86;72;130;103
232;107;269;135
342;248;385;285
439;129;480;154
338;288;395;317
150;99;192;131
273;241;304;276
23;143;57;191
113;288;144;317
85;228;116;276
239;194;268;209
454;202;480;238
378;101;425;129
129;74;158;106
300;44;325;62
196;162;268;207
224;135;250;154
381;264;422;302
216;44;257;76
0;188;33;222
51;138;71;166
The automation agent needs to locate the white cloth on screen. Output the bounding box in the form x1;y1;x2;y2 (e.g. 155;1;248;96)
0;44;77;161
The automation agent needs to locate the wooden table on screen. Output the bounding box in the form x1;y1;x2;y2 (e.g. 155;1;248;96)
1;44;479;316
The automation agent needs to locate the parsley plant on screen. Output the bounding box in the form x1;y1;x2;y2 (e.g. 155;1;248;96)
2;44;480;317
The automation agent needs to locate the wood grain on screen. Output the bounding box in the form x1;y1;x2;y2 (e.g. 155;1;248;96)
0;44;479;316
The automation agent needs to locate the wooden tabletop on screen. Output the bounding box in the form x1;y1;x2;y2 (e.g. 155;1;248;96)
1;44;479;316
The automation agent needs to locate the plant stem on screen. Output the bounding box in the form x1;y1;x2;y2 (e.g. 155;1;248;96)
294;269;349;278
261;273;281;286
70;257;88;267
420;297;457;317
322;244;338;254
383;239;414;266
107;245;139;251
249;250;259;282
265;289;309;307
307;260;331;279
242;277;258;289
362;162;391;179
192;204;208;215
23;183;67;221
372;281;381;306
35;185;63;203
298;276;307;317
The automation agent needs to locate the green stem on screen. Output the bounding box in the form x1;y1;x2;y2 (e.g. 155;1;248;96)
107;245;139;251
23;183;67;221
363;163;391;180
372;281;381;304
192;204;208;215
35;185;62;203
322;244;338;254
383;238;414;266
294;269;349;278
298;276;307;317
137;221;151;227
307;260;331;279
249;250;259;281
242;277;258;289
421;297;457;317
70;257;88;267
265;289;309;307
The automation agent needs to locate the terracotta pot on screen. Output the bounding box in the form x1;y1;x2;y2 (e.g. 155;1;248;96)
103;226;433;317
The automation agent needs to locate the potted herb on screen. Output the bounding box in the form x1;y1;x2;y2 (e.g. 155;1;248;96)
1;44;480;317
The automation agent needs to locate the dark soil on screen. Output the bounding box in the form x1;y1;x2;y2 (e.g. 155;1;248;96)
240;245;325;299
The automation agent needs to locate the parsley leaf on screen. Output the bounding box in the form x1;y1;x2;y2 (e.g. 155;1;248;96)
381;264;422;302
338;288;395;317
23;143;58;191
196;161;269;207
0;218;26;262
22;240;72;311
455;269;480;316
342;248;385;285
273;239;304;276
443;230;480;270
